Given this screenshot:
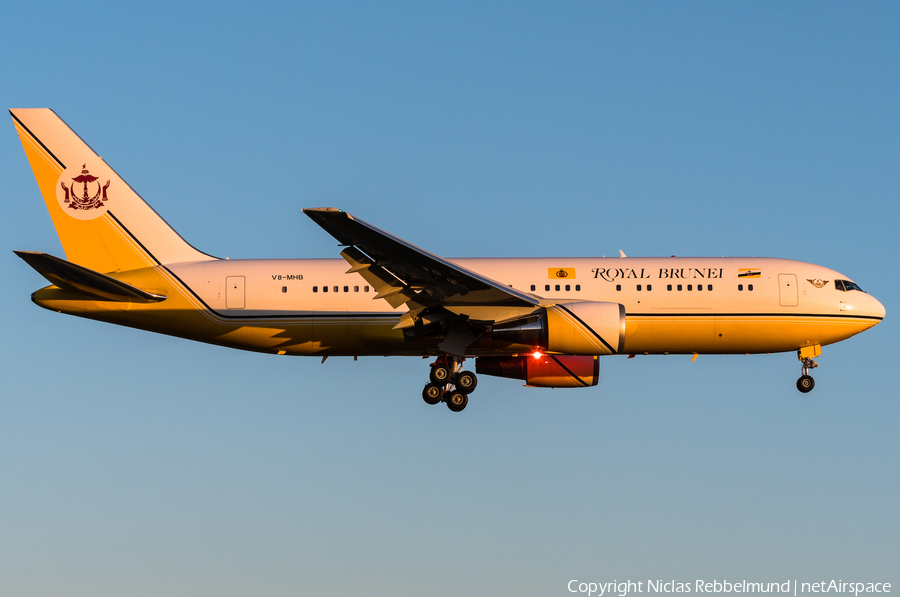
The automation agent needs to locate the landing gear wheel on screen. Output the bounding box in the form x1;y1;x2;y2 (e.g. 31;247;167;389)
797;375;815;393
456;370;478;393
430;364;451;385
797;352;819;394
446;390;468;412
422;383;443;405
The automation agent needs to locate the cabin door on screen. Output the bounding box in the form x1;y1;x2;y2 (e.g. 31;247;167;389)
778;274;798;307
226;276;245;309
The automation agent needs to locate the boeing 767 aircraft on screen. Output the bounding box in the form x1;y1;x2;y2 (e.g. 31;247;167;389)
10;109;886;411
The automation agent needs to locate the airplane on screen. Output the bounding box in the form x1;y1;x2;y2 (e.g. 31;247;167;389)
10;109;886;412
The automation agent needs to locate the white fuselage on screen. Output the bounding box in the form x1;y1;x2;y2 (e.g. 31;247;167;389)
159;256;883;357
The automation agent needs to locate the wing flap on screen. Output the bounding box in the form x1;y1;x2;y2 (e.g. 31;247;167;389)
340;246;419;309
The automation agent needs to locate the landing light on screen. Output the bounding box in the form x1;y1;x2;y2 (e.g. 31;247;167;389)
532;351;543;359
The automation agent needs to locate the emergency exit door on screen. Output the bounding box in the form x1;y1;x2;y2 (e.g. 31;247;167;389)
778;274;798;307
226;276;245;309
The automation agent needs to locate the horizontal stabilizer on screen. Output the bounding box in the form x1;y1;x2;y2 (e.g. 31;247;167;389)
14;251;166;303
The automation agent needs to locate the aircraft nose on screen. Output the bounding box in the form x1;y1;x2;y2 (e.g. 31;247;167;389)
869;295;886;321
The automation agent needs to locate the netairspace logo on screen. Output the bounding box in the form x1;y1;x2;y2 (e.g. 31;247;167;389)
567;580;892;597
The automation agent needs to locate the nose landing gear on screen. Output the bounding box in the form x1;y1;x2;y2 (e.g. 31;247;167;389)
422;356;478;411
797;355;818;393
795;345;822;393
797;374;815;393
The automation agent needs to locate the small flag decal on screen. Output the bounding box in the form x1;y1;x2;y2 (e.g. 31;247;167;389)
549;268;576;280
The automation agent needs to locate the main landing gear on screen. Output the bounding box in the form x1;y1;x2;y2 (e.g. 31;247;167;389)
422;356;478;412
797;356;818;393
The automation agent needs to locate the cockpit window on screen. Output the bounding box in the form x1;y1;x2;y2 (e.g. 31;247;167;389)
835;279;865;292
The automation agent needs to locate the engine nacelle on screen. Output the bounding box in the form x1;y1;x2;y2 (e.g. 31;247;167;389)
491;301;625;355
476;355;600;387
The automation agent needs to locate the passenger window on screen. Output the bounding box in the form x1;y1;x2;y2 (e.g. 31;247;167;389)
708;285;712;291
637;285;642;291
555;284;560;291
323;286;328;293
313;286;318;293
575;285;581;291
333;286;338;293
616;284;621;291
677;284;682;291
530;285;536;291
688;284;693;291
343;286;349;293
282;286;287;293
738;284;743;291
354;286;359;292
545;284;550;292
364;286;370;292
748;284;754;291
565;285;570;291
667;284;672;291
647;284;652;291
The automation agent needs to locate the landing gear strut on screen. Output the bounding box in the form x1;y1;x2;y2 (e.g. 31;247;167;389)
421;356;478;412
797;355;818;393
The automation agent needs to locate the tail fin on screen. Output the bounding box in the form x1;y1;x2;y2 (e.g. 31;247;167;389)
10;109;213;273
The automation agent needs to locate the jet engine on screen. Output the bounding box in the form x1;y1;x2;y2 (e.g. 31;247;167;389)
490;301;625;355
476;354;600;387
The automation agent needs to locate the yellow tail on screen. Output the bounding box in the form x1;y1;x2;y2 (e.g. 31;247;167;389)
10;109;213;273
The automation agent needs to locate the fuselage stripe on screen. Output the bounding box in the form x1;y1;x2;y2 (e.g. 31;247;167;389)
557;304;617;354
628;312;881;320
549;355;590;387
10;112;65;169
106;211;162;267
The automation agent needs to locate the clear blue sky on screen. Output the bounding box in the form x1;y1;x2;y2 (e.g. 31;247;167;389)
1;2;897;596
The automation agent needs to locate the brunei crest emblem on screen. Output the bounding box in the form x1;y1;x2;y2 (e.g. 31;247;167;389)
807;278;829;289
56;160;113;220
61;164;109;210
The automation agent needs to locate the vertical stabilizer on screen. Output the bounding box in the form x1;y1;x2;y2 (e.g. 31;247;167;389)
10;109;213;272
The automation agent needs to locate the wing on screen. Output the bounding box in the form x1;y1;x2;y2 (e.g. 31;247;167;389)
303;208;539;344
